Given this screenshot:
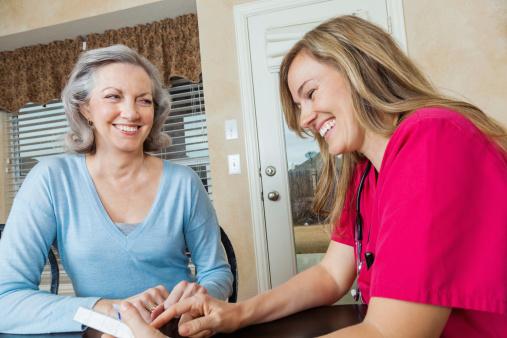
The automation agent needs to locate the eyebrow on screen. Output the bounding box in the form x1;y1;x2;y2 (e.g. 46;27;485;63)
101;87;152;97
101;87;120;93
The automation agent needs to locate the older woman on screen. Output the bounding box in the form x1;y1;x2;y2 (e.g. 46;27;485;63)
132;15;506;338
0;45;232;334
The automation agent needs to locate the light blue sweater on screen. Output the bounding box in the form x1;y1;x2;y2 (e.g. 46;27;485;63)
0;154;233;333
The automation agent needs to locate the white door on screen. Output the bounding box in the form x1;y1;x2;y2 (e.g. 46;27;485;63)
236;0;405;289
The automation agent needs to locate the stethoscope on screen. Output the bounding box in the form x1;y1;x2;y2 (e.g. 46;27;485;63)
351;161;375;303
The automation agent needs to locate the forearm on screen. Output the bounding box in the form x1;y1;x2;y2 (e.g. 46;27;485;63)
201;277;232;301
197;262;234;301
237;263;343;328
0;289;99;333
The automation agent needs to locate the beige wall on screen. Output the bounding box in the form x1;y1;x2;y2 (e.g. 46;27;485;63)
0;0;159;36
0;112;8;223
404;0;507;126
196;0;259;300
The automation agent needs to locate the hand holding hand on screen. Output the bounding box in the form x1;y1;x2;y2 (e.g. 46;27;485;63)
101;302;167;338
151;294;241;337
126;284;169;323
151;281;207;320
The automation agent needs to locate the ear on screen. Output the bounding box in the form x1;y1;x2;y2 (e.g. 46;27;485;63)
79;103;91;122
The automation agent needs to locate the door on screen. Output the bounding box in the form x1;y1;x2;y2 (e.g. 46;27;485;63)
239;0;402;288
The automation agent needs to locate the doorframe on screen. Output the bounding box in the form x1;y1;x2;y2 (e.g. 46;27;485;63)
234;0;407;293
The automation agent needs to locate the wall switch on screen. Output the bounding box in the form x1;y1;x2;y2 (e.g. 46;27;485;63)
228;154;241;175
225;119;238;140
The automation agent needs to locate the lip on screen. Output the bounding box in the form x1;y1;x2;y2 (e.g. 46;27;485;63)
113;124;143;136
113;123;142;127
315;117;335;134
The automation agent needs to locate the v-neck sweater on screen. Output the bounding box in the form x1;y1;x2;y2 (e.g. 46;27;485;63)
0;154;233;334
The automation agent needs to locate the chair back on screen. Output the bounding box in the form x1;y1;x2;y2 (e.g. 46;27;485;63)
219;226;238;303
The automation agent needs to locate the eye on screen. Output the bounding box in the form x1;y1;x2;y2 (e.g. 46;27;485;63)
307;89;316;99
104;94;120;100
138;98;153;106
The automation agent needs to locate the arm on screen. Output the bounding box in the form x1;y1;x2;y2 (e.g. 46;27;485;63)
237;240;355;326
0;163;99;333
183;172;233;300
152;241;355;335
320;297;450;338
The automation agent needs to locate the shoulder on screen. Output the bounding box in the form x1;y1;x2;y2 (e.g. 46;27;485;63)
27;154;82;180
386;107;493;157
14;154;82;201
395;107;483;140
161;160;203;185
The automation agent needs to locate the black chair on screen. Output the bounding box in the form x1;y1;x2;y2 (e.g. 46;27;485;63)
187;226;238;302
219;226;238;303
0;223;59;294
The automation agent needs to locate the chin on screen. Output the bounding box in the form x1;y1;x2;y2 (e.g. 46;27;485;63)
327;144;346;156
113;143;144;154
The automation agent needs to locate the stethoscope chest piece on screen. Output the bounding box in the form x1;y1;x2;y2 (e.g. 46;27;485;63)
365;251;375;269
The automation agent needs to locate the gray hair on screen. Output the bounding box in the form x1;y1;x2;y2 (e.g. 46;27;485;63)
61;44;171;153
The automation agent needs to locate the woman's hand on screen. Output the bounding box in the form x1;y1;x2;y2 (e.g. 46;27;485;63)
101;302;168;338
151;294;241;337
151;281;207;320
126;285;170;323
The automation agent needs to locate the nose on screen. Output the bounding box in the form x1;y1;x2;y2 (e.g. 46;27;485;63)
299;102;317;130
120;99;140;121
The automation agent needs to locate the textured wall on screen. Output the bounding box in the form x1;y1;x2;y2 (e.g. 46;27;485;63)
0;112;7;222
196;0;259;300
0;0;160;36
404;0;507;126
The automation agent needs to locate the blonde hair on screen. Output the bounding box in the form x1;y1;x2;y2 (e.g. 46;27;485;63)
279;15;507;226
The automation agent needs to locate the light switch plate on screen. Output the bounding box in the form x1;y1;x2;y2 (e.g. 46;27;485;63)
225;119;239;140
228;154;241;175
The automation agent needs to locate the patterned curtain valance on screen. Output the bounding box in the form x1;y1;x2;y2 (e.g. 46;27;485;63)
0;13;200;114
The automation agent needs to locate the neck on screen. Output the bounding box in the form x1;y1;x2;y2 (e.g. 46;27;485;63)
86;148;146;181
360;130;390;172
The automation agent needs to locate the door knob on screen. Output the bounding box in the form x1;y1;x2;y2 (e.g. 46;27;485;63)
267;191;280;201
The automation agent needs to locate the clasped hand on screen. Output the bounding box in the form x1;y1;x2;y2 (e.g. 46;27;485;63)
103;293;239;338
126;281;207;323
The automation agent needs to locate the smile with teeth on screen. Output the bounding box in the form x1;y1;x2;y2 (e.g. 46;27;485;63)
319;119;336;138
114;124;140;133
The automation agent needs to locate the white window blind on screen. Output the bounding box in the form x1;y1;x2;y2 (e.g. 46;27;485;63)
152;78;212;196
6;78;211;295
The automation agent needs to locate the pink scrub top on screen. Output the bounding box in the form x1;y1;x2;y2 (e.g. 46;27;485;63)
332;107;507;337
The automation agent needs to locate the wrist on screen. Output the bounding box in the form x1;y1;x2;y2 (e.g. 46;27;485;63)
93;299;117;317
236;301;254;329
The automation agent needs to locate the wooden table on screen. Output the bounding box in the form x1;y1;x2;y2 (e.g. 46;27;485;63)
215;304;366;338
0;304;366;338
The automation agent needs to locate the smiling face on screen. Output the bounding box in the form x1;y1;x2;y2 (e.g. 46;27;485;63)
287;51;365;156
80;62;154;155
